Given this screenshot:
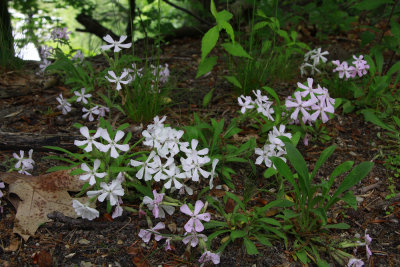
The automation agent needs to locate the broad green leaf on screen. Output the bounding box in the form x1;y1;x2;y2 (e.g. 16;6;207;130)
387;61;400;77
196;56;218;78
204;220;229;229
263;167;277;178
372;47;384;75
206;229;230;247
256;217;281;227
109;166;136;173
296;249;308;264
125;182;152;197
253;21;268;31
311;145;337;179
203;88;214;107
243;237;259;255
221;43;251;58
201;26;219;60
224;75;242;88
219;20;235;43
230;230;247;241
326;161;354;193
341;191;357;209
393;115;400;128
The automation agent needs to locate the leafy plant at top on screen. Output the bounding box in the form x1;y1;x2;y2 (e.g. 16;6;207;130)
204;194;291;256
270;141;373;265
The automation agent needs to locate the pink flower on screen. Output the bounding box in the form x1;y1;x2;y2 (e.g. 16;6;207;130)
182;230;207;247
142;190;175;218
180;200;211;233
365;229;372;259
332;60;354;79
199;251;220;265
285;91;317;122
138;222;165;243
347;258;364;267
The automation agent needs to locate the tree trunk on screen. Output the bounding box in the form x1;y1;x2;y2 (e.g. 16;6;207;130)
126;0;136;41
0;0;15;65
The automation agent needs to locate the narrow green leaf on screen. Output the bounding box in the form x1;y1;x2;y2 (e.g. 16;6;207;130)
221;43;251;58
284;142;310;194
322;223;350;229
256;235;272;247
225;191;245;211
311;145;336;179
361;109;395;131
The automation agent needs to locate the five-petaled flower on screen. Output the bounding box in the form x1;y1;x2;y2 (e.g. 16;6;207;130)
180;200;211;233
74;88;91;104
56;94;72;115
198;250;220;265
105;70;131;91
79;159;106;185
72;200;99;220
87;180;124;206
138;222;165;243
142;190;175;218
99;128;130;158
74;126;104;152
101;34;132;53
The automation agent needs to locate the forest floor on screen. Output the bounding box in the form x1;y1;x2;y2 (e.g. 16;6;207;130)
0;34;400;267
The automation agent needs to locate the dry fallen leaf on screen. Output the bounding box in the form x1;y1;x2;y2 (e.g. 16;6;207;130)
0;170;88;241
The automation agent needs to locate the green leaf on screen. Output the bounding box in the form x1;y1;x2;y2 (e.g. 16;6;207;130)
284;142;310;195
322;223;350;229
225;191;245;211
387;61;400;77
392;115;400;128
256;235;272;247
253;21;268;31
204;220;229;229
210;0;217;18
263;167;277;178
46;165;75;173
296;249;308;264
270;156;300;197
221;43;251;58
341;191;357;209
311;145;336;179
354;0;393;11
256;217;281;227
243;237;259;255
196;56;218;78
261;86;280;106
203;88;214;107
201;26;219;60
218;18;234;43
125;182;152;197
206;230;230;247
326;161;354;193
230;230;247;241
361;109;395;131
109;166;136;173
327;161;373;208
224;75;242;88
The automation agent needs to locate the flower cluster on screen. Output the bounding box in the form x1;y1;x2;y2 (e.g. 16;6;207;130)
51;27;72;41
13;149;35;175
300;48;329;76
0;182;5;213
238;89;275;120
332;55;370;80
285;78;335;125
72;125;130;219
255;125;292;169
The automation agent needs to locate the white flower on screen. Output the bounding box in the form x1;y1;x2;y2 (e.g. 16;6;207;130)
181;139;209;164
87;180;124;206
130;151;157;181
255;144;286;168
310;48;329;66
79;159;106;185
208;158;219;189
181;155;210;182
73;50;84;61
347;258;364;267
13;149;34;170
74;126;104;152
105;70;131;91
74;88;91;104
100;34;132;53
164;164;186;189
238;95;254;114
72;200;99;220
96;105;109;118
268;125;292;150
148;155;174;182
56;94;71;115
0;182;5;198
100;129;130;158
82;106;100;122
147;115;167;132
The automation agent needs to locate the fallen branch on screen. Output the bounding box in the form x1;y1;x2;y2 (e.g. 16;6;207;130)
76;13;119;40
162;0;213;27
47;211;131;229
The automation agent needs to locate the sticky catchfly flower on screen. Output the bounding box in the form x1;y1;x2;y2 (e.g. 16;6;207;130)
56;94;71;115
74;126;104;152
138;222;165;243
87;180;124;206
72;200;99;220
74;88;91;104
79;159;106;185
105;70;131;91
180;200;211;233
101;34;132;53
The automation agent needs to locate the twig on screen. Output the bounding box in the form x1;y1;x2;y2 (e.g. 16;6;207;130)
47;211;132;229
162;0;213;27
359;181;382;194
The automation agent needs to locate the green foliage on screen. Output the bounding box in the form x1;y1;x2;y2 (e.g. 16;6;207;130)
270;141;373;265
183;114;255;189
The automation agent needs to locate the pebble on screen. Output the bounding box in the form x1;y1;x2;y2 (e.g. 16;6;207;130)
80;261;92;267
78;239;90;245
117;240;123;245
